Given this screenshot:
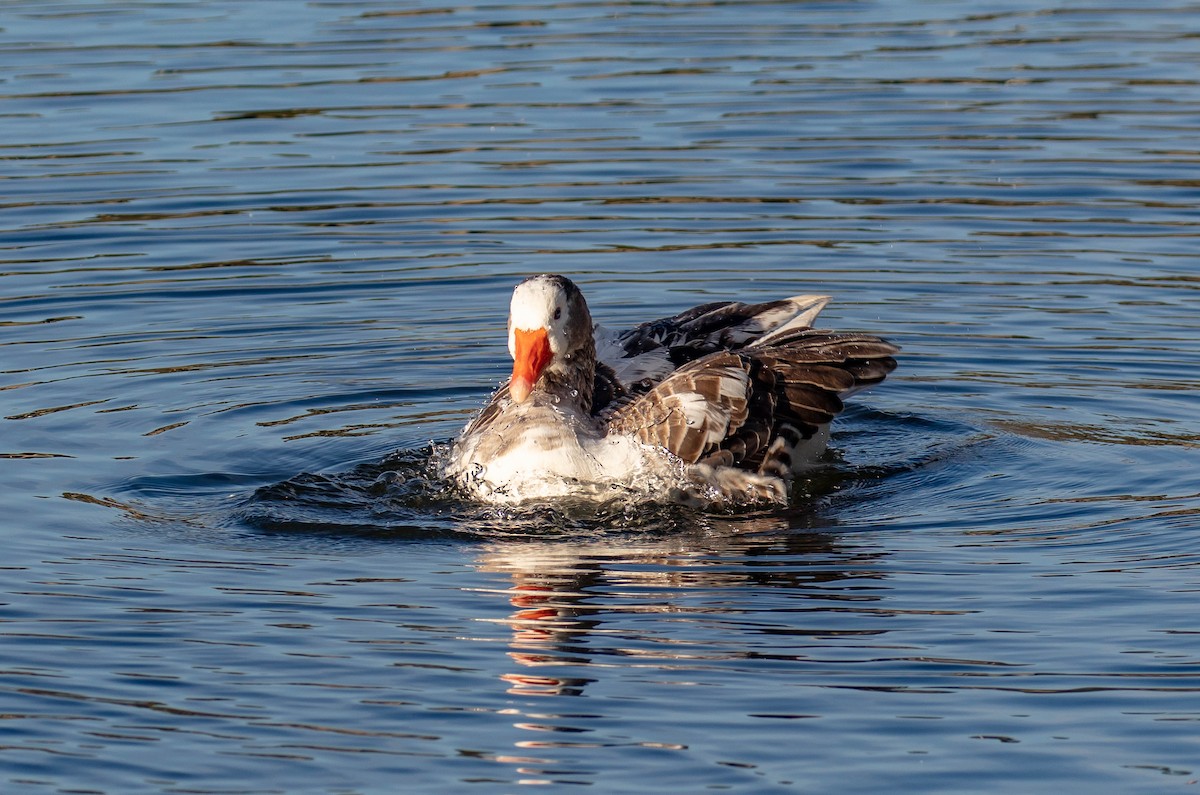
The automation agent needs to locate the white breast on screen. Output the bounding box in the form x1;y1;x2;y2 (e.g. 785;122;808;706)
446;402;680;503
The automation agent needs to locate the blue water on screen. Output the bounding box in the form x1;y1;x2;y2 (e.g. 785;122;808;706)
3;1;1200;792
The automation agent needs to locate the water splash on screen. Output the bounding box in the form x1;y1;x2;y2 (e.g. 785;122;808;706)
230;406;978;541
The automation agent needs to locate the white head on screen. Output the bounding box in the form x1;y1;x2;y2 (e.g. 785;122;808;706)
506;274;590;402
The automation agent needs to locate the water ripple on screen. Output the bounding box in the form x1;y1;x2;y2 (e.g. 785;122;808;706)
3;0;1200;792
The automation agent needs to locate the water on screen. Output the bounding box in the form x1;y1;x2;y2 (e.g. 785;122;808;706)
3;0;1199;792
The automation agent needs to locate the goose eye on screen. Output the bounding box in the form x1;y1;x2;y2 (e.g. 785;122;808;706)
553;307;562;320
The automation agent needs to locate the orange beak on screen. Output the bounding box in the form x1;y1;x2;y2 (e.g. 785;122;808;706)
510;327;552;403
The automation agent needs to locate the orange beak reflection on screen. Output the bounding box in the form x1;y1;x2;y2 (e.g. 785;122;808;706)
510;327;552;403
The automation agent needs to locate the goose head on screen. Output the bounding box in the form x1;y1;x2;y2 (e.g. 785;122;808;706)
507;274;594;403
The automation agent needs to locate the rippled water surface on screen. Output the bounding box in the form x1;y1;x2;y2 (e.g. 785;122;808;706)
3;1;1200;792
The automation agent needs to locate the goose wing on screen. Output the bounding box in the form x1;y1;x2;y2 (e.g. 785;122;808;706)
603;330;898;469
594;295;830;394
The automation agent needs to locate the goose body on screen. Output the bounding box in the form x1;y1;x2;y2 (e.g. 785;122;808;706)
445;275;898;506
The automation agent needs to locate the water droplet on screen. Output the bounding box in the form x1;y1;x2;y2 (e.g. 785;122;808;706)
570;389;579;398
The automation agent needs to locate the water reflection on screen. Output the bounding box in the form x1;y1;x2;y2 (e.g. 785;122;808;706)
6;0;1200;789
473;522;888;779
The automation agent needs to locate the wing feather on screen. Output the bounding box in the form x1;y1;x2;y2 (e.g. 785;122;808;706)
605;329;899;470
605;354;752;463
598;295;832;395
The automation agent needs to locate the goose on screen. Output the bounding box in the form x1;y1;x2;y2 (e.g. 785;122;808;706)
444;274;898;505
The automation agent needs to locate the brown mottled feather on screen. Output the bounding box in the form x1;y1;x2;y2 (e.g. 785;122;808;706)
605;353;753;464
605;329;898;472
